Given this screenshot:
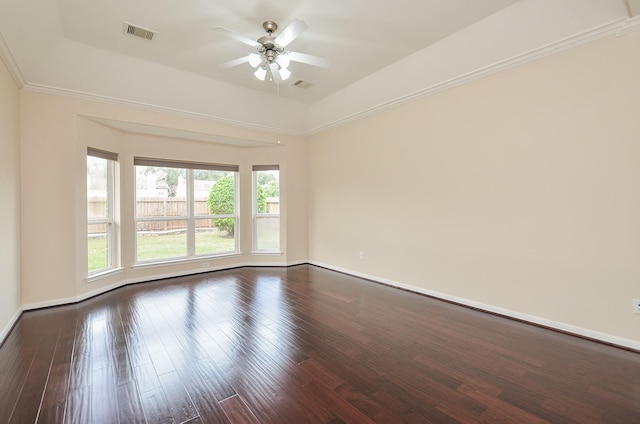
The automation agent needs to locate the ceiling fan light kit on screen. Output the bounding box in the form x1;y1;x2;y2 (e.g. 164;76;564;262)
249;20;292;82
213;18;328;85
254;66;267;80
248;53;262;68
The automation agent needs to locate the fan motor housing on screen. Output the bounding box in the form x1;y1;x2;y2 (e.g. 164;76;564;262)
258;35;277;50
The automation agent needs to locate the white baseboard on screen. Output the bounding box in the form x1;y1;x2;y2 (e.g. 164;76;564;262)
16;260;639;352
20;260;300;311
0;308;23;345
309;261;640;352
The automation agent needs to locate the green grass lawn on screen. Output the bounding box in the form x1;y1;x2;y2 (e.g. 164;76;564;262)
88;231;235;271
88;237;108;271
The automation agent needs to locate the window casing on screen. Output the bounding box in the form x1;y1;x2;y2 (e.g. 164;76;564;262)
87;148;118;275
134;158;239;263
253;165;280;252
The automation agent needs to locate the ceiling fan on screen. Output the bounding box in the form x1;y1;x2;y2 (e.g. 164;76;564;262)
212;19;329;84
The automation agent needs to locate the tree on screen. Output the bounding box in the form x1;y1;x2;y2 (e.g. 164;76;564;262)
208;176;235;236
138;166;183;197
257;172;279;197
264;180;279;198
258;172;276;186
257;184;267;213
194;169;225;181
164;168;181;197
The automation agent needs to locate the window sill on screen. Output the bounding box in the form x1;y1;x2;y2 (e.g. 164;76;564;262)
250;251;283;256
132;252;242;270
87;267;124;283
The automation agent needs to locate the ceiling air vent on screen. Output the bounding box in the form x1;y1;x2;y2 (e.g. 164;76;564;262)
292;80;313;88
123;22;156;41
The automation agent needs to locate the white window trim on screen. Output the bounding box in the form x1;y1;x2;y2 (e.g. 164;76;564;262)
87;149;118;276
86;267;124;283
252;166;281;253
134;161;239;264
132;252;242;270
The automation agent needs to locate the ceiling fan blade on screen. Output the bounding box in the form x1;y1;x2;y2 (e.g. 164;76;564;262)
288;51;330;68
268;62;282;84
275;19;307;47
218;55;250;69
211;26;259;47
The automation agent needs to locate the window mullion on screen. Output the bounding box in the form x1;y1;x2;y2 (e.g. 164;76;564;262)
187;169;195;257
253;171;258;251
88;218;113;225
107;160;114;268
135;216;187;222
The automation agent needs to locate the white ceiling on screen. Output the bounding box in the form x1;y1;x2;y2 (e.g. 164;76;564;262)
7;0;519;104
0;0;634;134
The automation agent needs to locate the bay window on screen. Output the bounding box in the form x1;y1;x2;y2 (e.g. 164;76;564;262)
253;165;280;252
134;158;238;263
87;148;118;275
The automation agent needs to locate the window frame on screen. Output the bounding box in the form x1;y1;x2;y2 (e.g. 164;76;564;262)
252;165;281;253
87;147;118;276
134;157;239;264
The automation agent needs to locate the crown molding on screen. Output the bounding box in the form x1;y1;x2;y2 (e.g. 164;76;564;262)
305;17;629;136
0;31;26;87
21;83;307;137
10;15;637;139
617;14;640;35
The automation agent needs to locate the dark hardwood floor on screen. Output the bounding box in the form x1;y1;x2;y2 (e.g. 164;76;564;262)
1;264;639;423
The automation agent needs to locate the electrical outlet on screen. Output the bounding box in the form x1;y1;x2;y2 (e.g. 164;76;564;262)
633;299;640;314
359;251;364;260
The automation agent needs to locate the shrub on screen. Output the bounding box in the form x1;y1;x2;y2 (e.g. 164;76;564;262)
208;176;235;236
257;184;266;213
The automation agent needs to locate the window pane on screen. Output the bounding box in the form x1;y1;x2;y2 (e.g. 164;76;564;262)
134;162;238;264
195;218;236;255
256;170;279;214
135;166;187;217
255;169;280;251
207;172;236;216
87;156;108;219
136;220;187;261
256;217;280;251
194;169;228;215
88;223;109;271
208;171;237;241
87;152;115;275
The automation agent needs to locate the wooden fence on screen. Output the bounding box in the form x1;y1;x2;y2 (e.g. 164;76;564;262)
88;197;279;234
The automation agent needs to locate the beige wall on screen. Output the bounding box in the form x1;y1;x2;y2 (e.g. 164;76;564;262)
0;56;21;338
19;91;308;307
8;27;640;348
308;31;640;345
